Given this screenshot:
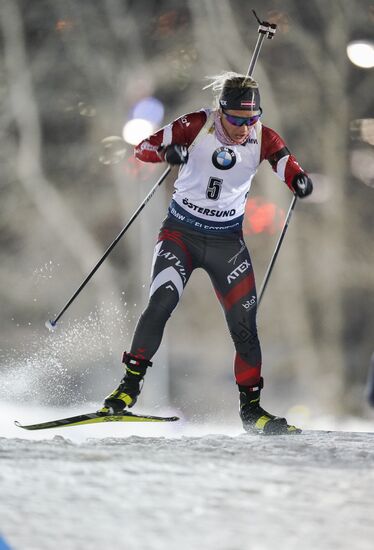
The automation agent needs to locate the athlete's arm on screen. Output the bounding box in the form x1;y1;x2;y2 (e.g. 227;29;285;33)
260;125;306;192
135;110;207;163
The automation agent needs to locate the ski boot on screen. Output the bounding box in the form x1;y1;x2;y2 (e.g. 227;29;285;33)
99;352;152;414
239;378;301;435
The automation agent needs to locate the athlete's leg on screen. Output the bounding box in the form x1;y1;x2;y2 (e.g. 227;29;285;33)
205;235;301;434
130;225;194;359
204;233;301;434
204;234;262;387
101;224;195;413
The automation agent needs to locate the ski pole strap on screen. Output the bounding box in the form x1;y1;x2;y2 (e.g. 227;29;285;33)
252;10;277;38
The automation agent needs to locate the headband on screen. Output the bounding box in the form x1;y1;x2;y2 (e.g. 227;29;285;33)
219;86;260;113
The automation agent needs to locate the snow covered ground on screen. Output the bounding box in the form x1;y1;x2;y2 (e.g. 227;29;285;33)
1;403;374;550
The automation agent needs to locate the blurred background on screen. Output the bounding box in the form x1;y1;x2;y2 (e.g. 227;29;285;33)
0;0;373;427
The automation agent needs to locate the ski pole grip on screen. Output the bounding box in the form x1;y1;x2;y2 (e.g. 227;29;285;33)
267;23;277;39
252;10;277;39
258;22;277;38
258;22;270;34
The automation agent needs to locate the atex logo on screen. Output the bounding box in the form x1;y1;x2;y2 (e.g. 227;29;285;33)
227;259;251;284
242;296;256;310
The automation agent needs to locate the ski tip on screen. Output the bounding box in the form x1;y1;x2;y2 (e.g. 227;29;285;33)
149;415;180;422
14;420;32;430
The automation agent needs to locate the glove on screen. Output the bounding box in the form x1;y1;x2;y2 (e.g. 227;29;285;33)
159;144;189;165
292;173;313;198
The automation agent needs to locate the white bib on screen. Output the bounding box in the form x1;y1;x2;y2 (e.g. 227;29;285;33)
169;120;262;232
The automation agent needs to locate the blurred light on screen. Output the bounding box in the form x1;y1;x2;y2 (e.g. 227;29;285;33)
55;19;75;32
131;97;165;126
78;101;96;117
346;40;374;68
350;119;374;146
243;197;285;236
99;136;127;166
123;155;143;177
122;119;154;145
123;155;159;180
351;148;374;188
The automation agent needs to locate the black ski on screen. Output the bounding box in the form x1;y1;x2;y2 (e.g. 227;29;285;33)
15;411;180;431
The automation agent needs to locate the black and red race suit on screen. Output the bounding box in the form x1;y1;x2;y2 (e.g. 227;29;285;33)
129;109;305;388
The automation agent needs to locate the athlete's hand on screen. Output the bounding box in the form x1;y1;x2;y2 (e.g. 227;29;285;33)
159;144;189;165
292;173;313;198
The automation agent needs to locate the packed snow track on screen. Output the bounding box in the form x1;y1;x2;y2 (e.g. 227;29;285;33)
0;421;373;550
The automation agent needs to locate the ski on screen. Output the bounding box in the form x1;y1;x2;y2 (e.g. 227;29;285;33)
15;411;180;431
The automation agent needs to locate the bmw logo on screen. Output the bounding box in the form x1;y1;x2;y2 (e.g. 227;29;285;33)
212;147;236;170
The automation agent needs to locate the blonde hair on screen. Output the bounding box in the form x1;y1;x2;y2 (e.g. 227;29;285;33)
203;71;259;108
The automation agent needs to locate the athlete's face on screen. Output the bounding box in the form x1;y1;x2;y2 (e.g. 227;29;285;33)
220;109;259;143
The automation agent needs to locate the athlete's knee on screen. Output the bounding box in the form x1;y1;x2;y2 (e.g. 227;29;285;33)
246;326;260;346
226;308;259;347
229;321;260;356
145;285;180;322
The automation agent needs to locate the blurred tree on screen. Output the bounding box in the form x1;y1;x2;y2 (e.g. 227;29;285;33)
0;0;372;417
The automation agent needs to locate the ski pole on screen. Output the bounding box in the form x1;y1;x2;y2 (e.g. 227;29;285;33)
245;9;296;309
45;166;171;330
257;194;298;309
246;11;298;309
246;11;277;77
